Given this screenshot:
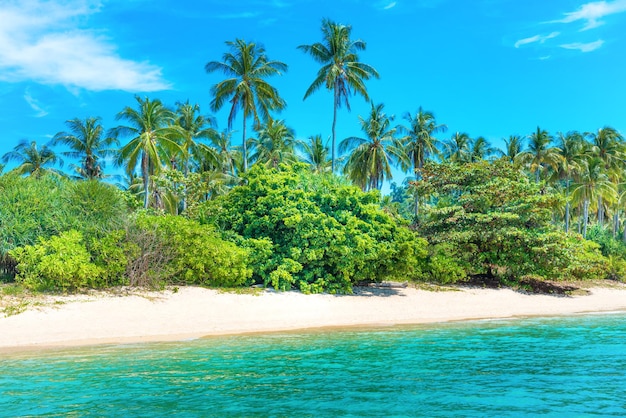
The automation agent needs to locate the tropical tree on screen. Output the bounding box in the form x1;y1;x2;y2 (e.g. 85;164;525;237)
552;131;586;232
1;140;63;178
52;117;118;180
441;132;471;163
397;107;446;219
171;101;218;175
339;102;402;191
207;130;242;176
468;136;496;162
297;134;332;174
516;127;562;183
112;96;181;209
571;157;617;238
585;126;624;227
299;18;379;172
206;39;287;172
248;119;297;168
496;135;524;164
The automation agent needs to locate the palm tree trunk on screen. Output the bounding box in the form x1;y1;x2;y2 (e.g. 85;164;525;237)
613;212;619;238
583;199;589;238
535;167;540;183
413;169;420;221
141;153;150;209
242;117;248;172
598;196;604;225
331;86;338;173
565;178;570;233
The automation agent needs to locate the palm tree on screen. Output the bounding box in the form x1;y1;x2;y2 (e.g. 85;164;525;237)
53;117;118;180
441;132;471;163
468;136;496;162
571;157;617;238
299;19;380;172
1;139;63;178
206;39;287;173
496;135;524;164
170;101;220;212
586;126;625;227
297;134;332;174
516;127;562;183
339;102;402;191
248;119;297;168
112;96;181;209
207;130;242;176
552;131;586;232
397;107;446;218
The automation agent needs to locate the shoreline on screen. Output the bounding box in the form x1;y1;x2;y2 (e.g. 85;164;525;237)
2;284;626;353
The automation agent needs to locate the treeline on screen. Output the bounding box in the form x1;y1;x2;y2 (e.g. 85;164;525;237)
1;18;625;293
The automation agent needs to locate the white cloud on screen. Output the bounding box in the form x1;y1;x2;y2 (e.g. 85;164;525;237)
23;88;48;117
552;0;626;30
384;2;397;9
560;39;605;52
0;0;170;92
514;32;560;48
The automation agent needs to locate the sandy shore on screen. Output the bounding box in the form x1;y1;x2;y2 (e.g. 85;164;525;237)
1;284;626;352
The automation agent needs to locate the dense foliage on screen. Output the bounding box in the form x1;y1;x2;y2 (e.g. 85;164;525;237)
2;18;625;292
194;164;427;293
415;161;609;282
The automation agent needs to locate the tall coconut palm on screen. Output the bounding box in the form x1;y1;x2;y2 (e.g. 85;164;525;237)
207;130;242;176
112;96;181;209
469;136;496;162
496;135;524;164
441;132;471;163
170;101;219;212
52;117;118;180
585;126;624;225
516;127;562;183
571;157;617;238
297;134;332;174
552;131;586;232
206;39;287;173
397;107;446;218
299;19;379;172
1;139;63;178
339;102;402;191
248;119;297;168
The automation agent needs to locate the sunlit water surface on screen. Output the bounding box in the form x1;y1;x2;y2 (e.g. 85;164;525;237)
1;314;625;417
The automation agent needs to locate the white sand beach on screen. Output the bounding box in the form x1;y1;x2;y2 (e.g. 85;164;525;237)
1;284;626;351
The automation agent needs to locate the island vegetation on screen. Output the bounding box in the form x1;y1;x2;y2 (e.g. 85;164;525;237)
1;19;625;295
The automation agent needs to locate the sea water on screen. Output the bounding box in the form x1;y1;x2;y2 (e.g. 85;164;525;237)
1;314;625;417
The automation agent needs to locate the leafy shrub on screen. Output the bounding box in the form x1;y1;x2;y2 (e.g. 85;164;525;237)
422;244;468;284
0;175;129;277
135;214;252;287
193;164;428;293
88;230;139;287
10;230;103;291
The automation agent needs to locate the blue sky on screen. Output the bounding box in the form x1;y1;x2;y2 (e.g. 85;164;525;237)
1;0;625;187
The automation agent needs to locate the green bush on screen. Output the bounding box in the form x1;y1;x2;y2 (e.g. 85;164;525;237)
135;214;252;287
193;164;428;293
0;175;130;277
10;230;103;291
88;230;139;287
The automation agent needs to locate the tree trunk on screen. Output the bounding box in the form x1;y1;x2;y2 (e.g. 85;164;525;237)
141;153;149;209
565;201;570;233
613;212;619;238
535;167;540;183
413;168;420;221
598;196;604;225
583;199;589;238
331;86;338;173
242;116;248;172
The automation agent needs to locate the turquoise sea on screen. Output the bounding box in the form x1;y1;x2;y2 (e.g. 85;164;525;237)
1;314;626;417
